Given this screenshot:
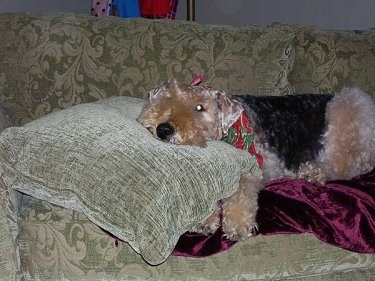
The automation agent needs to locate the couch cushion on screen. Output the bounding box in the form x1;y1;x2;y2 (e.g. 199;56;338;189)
289;25;375;98
0;96;260;265
18;200;375;280
0;13;295;126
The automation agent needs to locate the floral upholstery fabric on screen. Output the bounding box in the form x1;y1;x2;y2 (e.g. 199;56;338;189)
289;24;375;97
0;13;295;126
18;200;375;280
1;12;375;281
0;179;20;280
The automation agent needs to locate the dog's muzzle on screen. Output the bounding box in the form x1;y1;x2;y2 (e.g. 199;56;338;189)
156;122;174;141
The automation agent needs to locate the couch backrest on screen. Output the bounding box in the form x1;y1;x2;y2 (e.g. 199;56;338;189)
0;13;295;126
1;13;375;127
289;24;375;96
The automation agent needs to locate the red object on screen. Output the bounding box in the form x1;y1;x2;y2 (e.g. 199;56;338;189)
139;0;178;19
190;75;204;86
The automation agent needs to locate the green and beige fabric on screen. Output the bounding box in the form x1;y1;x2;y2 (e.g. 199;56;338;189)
0;12;374;280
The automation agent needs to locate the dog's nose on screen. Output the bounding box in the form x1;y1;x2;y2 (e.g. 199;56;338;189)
156;123;175;141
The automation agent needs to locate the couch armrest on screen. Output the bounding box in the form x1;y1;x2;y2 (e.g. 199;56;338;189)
0;178;21;279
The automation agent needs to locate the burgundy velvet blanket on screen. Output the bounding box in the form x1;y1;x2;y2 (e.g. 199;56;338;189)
172;169;375;257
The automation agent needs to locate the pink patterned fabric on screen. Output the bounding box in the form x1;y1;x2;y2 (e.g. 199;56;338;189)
91;0;112;16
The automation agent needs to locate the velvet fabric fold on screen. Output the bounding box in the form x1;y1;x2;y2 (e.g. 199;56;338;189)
172;169;375;257
172;228;236;257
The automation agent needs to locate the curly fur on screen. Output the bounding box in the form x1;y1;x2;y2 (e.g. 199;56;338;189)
138;80;375;240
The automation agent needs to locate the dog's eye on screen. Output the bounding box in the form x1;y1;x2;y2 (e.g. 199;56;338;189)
195;104;205;112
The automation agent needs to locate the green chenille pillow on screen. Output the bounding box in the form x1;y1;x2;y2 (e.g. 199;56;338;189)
0;96;261;265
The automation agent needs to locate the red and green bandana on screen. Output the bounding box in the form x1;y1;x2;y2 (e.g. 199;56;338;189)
189;75;263;167
222;112;264;168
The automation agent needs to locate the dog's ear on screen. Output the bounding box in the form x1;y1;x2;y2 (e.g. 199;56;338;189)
216;91;243;135
149;79;179;104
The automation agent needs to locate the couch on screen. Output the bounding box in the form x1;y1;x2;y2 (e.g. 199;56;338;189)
0;12;374;281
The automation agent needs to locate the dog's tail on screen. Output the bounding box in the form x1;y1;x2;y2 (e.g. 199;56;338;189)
322;87;375;180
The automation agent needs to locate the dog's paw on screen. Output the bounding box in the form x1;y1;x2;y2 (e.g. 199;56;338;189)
222;221;258;241
190;207;220;235
221;206;259;241
298;161;326;184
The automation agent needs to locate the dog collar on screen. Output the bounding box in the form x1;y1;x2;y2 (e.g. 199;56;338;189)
222;112;264;167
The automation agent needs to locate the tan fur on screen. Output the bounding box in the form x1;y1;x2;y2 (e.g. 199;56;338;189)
138;80;259;239
138;81;225;147
321;87;375;180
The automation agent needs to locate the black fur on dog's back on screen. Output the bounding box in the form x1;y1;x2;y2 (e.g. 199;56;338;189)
235;94;334;171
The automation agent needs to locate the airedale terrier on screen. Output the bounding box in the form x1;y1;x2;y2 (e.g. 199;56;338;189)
137;79;375;240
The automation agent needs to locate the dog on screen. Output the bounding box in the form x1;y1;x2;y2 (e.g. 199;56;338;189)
137;79;375;240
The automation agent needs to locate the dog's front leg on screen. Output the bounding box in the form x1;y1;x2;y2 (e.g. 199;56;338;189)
221;173;263;240
190;205;221;235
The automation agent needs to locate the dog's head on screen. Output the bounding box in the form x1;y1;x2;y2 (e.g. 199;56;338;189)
137;79;243;147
